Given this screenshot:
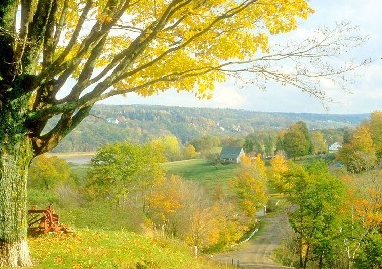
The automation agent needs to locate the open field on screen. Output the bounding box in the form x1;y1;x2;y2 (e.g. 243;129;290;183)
164;159;238;194
165;159;238;192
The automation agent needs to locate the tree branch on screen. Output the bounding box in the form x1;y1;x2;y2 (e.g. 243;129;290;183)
32;105;92;155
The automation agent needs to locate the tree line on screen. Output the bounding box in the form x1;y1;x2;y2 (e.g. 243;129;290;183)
51;105;362;153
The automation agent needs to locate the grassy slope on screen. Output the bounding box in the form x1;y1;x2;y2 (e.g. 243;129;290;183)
29;230;228;269
164;159;238;194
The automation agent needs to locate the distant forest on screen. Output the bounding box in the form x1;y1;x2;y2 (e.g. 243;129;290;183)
48;104;369;152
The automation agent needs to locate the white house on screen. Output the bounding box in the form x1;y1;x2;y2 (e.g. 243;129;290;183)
329;142;342;151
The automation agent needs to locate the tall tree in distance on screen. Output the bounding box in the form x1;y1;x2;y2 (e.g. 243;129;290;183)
296;121;313;155
283;121;312;160
0;0;368;266
310;131;327;155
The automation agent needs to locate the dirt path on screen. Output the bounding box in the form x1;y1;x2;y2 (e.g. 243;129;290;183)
211;213;292;268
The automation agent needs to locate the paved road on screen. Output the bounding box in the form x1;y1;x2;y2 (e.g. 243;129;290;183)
211;213;292;269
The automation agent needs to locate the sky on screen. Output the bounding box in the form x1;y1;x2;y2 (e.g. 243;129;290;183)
99;0;382;114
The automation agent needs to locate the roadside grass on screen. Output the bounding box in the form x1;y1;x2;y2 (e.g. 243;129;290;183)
164;159;238;194
29;230;230;269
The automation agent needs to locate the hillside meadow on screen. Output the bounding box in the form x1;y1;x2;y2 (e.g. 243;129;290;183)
163;159;238;194
26;157;239;268
29;229;229;269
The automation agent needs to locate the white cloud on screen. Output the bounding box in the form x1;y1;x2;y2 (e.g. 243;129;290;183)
206;85;245;108
100;84;245;109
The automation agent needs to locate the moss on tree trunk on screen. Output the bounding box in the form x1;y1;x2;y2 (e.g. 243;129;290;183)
0;136;33;267
0;86;34;266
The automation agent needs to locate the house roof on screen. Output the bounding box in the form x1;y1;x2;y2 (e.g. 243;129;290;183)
329;142;342;150
220;146;243;159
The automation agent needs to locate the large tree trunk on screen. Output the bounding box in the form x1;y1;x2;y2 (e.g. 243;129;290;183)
0;136;33;267
0;84;34;267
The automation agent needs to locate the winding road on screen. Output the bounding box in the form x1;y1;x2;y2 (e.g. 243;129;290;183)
211;212;293;269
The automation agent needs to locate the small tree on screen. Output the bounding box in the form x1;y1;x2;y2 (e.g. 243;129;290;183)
231;155;268;219
269;154;290;192
153;135;182;161
182;144;197;160
86;141;166;211
283;129;307;160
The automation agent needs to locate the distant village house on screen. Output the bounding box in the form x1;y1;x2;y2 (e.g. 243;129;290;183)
106;118;120;124
219;146;245;164
329;142;342;151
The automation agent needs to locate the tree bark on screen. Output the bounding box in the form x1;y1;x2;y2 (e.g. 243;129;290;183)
0;83;34;267
0;136;33;267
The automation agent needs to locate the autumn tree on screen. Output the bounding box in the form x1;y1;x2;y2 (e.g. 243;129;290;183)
340;170;382;269
337;122;376;172
231;155;268;219
152;135;181;161
146;175;185;231
0;0;367;266
369;111;382;158
269;154;290;192
310;131;327;155
28;155;71;191
182;144;197;160
148;175;226;251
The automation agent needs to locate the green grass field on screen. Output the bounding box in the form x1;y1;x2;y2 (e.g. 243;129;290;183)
164;159;238;194
29;230;229;269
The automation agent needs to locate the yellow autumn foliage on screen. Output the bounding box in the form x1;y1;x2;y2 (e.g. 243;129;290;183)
269;154;290;192
50;0;313;99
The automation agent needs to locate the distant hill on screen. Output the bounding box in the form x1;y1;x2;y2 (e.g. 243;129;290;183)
50;104;369;152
